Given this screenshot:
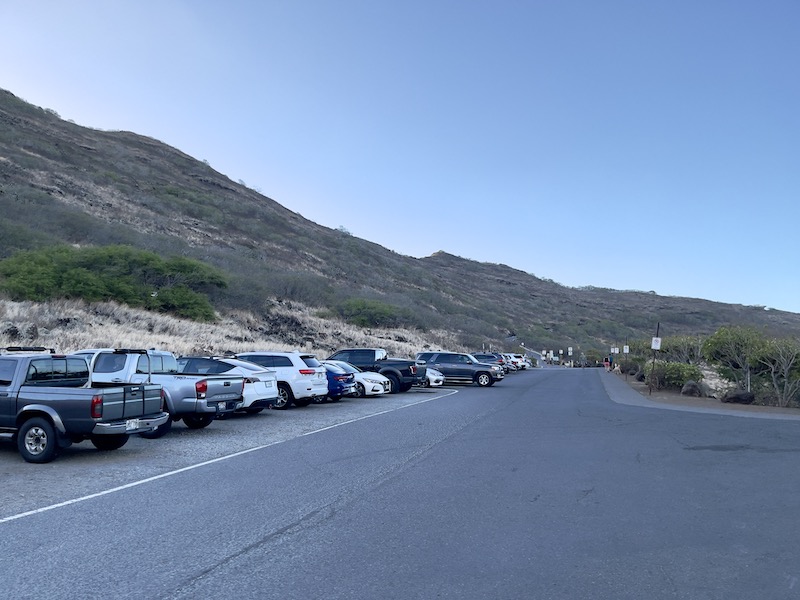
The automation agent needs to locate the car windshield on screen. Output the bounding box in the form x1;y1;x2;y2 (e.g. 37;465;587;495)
332;361;359;374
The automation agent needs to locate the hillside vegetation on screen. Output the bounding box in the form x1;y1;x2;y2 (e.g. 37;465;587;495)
2;87;800;355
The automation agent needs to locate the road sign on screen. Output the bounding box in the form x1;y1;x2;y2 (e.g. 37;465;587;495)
651;337;662;351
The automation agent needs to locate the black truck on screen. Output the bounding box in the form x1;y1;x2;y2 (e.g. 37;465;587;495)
326;348;425;393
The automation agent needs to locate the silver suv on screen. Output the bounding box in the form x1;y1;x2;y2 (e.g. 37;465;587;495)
236;351;328;409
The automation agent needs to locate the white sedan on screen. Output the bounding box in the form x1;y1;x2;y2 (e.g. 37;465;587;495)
323;360;391;397
424;367;444;387
177;355;279;414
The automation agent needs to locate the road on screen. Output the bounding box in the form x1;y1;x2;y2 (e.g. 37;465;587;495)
2;368;800;599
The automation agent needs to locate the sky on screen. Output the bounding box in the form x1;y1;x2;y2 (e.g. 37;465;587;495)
1;1;799;313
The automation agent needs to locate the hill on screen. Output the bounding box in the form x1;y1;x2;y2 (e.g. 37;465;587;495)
2;87;799;356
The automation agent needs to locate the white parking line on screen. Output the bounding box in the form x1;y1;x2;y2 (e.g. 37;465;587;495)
0;389;458;525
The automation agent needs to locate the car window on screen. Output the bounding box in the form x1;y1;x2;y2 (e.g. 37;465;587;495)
301;355;321;368
416;353;434;362
273;356;293;367
25;357;88;387
93;352;128;373
439;354;458;364
352;350;373;362
0;358;16;385
331;351;350;362
242;355;272;368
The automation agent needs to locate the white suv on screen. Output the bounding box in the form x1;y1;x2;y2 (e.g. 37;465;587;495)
236;351;328;409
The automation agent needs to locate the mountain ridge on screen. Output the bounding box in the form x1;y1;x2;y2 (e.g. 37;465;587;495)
1;87;798;354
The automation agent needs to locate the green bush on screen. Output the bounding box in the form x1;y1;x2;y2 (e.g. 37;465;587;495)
0;245;226;322
645;361;703;390
335;298;413;328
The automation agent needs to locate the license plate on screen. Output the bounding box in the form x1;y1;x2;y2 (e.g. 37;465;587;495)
217;402;227;412
125;418;140;431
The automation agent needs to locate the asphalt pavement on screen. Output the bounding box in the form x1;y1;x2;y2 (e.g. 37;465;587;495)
2;368;800;599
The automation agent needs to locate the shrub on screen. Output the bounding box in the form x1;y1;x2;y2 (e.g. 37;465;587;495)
645;361;703;391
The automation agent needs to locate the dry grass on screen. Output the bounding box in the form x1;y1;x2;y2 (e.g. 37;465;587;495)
0;298;464;359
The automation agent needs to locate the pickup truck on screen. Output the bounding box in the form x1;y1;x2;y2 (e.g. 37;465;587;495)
0;347;169;463
326;348;426;393
72;348;245;438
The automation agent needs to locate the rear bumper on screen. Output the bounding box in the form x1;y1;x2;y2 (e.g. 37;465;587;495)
91;412;170;435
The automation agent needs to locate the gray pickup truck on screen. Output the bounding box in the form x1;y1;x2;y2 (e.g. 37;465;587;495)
72;348;245;438
0;347;168;463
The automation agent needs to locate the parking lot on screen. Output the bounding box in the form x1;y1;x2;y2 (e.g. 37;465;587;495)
0;386;456;522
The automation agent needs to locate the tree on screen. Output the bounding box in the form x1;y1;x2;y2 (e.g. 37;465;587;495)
755;337;800;408
659;335;704;364
702;326;765;391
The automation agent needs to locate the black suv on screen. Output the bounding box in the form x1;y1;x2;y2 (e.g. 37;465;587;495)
415;352;504;387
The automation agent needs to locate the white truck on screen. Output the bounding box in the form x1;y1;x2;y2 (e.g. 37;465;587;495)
72;348;244;438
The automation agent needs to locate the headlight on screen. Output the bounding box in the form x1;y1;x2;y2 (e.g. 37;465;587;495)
364;377;380;384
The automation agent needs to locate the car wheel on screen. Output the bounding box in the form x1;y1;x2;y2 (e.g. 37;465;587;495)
273;384;293;410
90;434;129;451
183;414;215;429
355;382;366;397
399;382;413;392
386;374;400;394
139;416;173;439
475;372;493;387
17;417;59;463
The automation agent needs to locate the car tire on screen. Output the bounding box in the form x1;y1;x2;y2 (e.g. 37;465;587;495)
273;384;294;410
183;414;215;429
139;416;173;439
355;382;366;397
90;434;129;451
17;417;59;464
399;382;413;392
386;374;400;394
475;372;493;387
328;395;341;403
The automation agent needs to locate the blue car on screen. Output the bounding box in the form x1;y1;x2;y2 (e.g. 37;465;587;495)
320;362;357;402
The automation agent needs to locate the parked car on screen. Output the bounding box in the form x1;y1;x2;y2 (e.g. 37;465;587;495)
319;362;357;402
176;356;278;414
72;348;245;438
326;348;425;393
323;360;391;397
0;347;168;463
472;352;509;374
424;367;445;387
235;351;328;409
415;352;504;387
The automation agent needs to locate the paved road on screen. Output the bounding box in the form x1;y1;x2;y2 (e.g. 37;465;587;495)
2;368;799;599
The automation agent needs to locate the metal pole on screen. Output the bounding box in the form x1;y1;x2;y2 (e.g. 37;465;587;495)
649;322;660;395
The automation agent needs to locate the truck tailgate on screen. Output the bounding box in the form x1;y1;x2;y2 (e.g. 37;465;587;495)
100;384;163;420
203;376;245;403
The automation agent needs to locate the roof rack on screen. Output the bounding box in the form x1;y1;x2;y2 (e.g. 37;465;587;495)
1;346;56;354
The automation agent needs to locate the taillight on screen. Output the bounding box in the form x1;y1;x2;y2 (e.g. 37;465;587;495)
410;365;417;375
299;369;316;375
91;395;103;419
195;380;208;398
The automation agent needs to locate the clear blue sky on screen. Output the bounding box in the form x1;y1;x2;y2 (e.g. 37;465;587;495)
2;1;799;313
